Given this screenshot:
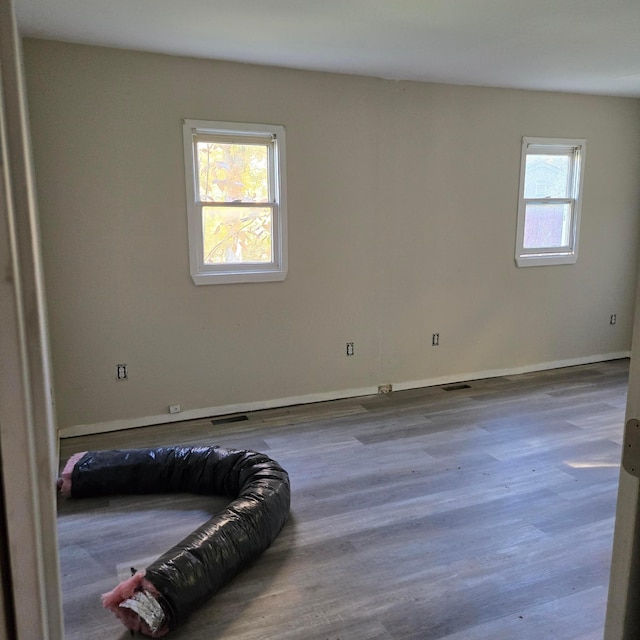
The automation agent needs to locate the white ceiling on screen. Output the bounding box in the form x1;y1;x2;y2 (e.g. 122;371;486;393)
14;0;640;97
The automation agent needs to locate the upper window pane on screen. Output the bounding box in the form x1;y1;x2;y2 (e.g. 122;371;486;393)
196;141;270;203
523;154;570;199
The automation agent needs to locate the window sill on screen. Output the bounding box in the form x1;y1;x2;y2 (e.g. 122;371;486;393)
191;267;288;285
516;252;577;267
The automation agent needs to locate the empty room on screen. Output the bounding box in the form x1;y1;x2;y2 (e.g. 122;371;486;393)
2;1;640;639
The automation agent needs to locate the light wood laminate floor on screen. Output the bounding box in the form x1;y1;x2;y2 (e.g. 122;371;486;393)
58;359;628;639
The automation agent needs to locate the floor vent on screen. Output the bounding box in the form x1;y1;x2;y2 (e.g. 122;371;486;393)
212;415;249;426
443;383;471;391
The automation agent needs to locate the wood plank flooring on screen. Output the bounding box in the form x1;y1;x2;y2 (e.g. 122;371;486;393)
57;359;629;639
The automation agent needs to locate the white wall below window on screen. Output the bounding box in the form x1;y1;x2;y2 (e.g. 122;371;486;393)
23;39;640;433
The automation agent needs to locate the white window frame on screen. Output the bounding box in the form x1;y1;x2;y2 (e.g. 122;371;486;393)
515;136;586;267
183;119;288;285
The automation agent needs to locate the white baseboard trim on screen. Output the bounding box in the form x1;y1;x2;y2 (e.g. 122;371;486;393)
59;351;630;439
392;351;631;392
59;385;380;438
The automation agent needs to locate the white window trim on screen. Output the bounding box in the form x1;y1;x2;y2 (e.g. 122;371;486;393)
515;136;586;267
183;119;288;285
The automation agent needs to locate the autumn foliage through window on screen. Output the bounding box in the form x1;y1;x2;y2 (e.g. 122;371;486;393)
197;141;272;264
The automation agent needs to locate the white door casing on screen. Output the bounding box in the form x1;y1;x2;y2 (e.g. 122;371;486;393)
0;0;64;637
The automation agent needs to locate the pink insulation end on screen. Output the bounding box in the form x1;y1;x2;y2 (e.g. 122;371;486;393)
57;451;87;497
102;571;169;637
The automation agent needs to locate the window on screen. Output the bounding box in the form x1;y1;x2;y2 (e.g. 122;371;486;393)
515;137;586;267
183;119;287;284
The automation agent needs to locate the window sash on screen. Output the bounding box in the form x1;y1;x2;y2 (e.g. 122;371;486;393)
522;198;575;253
524;146;581;199
193;135;277;205
197;202;278;268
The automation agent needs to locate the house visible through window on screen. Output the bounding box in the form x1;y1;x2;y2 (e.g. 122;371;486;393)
515;137;586;267
183;119;287;284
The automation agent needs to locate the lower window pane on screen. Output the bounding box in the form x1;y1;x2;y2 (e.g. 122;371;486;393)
202;206;273;264
523;203;572;249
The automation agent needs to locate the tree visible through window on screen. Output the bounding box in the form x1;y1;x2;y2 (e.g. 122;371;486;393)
515;137;586;267
184;120;287;285
198;140;271;264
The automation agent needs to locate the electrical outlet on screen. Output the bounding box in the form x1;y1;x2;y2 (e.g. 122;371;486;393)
346;342;354;356
610;314;617;325
432;333;440;347
169;404;181;414
116;364;127;380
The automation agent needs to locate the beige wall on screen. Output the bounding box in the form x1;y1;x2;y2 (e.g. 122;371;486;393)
22;39;640;433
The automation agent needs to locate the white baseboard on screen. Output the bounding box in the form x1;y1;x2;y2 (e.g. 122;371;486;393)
393;351;631;392
59;385;380;438
59;351;630;439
